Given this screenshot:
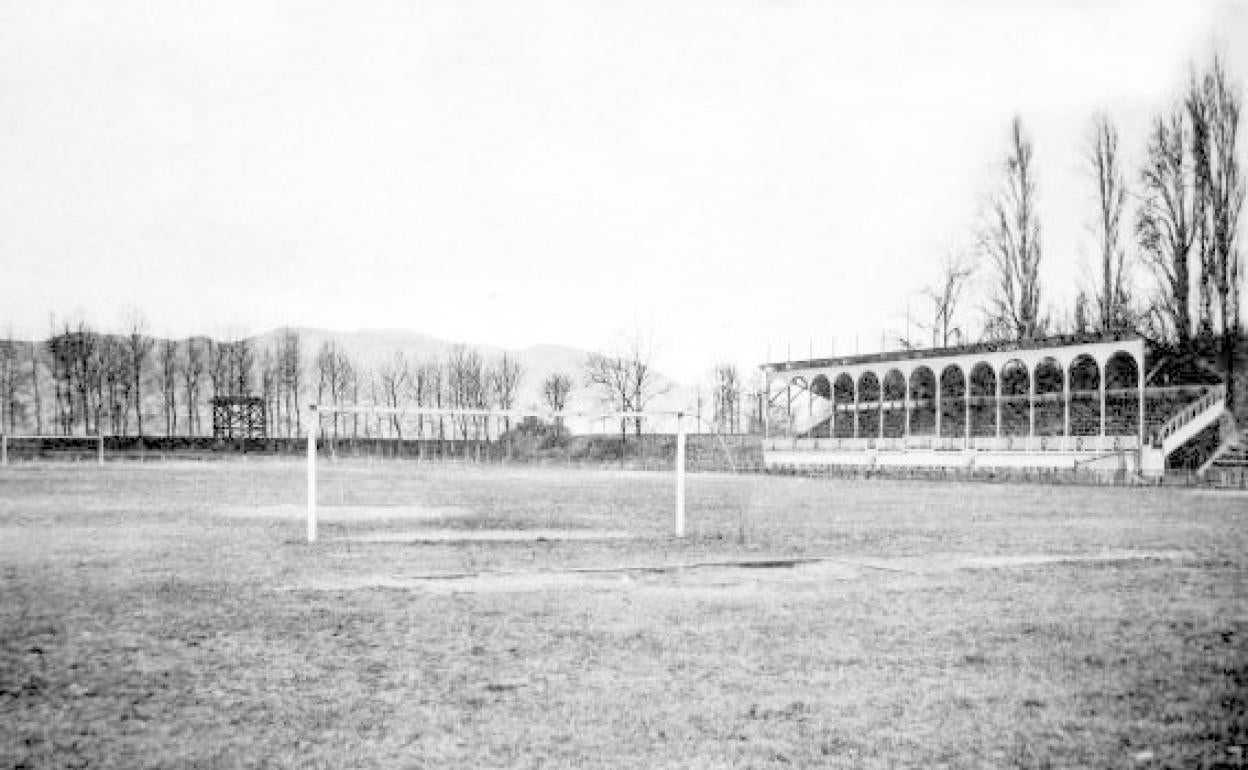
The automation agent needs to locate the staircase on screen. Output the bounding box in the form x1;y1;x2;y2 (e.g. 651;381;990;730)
1202;444;1248;472
1152;384;1227;457
793;397;835;437
1198;412;1245;479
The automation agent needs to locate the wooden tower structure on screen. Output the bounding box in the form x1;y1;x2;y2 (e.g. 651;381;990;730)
211;396;267;439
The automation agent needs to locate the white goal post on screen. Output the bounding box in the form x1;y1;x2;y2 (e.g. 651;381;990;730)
305;405;687;543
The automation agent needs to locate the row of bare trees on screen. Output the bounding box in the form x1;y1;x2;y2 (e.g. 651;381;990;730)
310;342;539;442
0;315;270;438
0;318;593;439
583;333;670;438
1136;55;1244;354
917;53;1241;348
911;53;1242;406
582;332;757;436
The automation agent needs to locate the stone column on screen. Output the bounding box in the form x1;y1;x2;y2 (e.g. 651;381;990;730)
853;385;859;439
904;383;910;439
995;369;1002;440
1028;364;1036;443
1099;359;1107;439
964;383;971;447
1063;367;1070;445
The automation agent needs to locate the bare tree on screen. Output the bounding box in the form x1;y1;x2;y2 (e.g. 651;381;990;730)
207;339;228;402
542;372;574;414
445;344;488;439
346;358;363;438
260;347;278;438
584;332;669;437
157;338;179;435
378;351;411;438
28;339;43;434
489;352;524;432
417;359;445;440
1189;72;1220;339
917;252;974;347
711;362;742;433
313;341;358;437
1089;113;1133;332
100;336;129;435
1137;108;1197;344
278;329;303;437
1072;289;1093;335
123;310;154;435
182;337;206;435
363;366;381;438
980;116;1044;341
71;324;100;435
0;332;24;434
227;337;255;397
584;352;632;438
47;319;76;435
314;342;345;437
1190;54;1245;409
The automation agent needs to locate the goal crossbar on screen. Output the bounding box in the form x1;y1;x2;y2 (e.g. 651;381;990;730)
305;405;687;543
310;405;675;420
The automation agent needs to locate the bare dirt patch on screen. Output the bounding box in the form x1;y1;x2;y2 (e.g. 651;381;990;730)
959;550;1191;569
292;555;866;595
285;550;1197;595
341;528;638;543
220;504;474;521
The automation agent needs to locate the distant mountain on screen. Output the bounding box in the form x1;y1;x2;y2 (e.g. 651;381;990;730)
252;327;695;418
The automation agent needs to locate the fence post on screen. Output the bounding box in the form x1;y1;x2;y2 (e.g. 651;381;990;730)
307;407;318;543
675;414;686;538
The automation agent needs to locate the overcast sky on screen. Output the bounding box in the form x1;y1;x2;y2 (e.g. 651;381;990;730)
1;0;1244;383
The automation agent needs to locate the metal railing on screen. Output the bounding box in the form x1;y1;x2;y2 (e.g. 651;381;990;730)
1152;384;1225;448
764;434;1139;453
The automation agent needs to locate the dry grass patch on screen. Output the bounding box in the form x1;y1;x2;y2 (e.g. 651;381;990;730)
1;460;1245;768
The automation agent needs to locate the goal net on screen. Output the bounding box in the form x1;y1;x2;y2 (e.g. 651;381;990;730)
304;405;693;544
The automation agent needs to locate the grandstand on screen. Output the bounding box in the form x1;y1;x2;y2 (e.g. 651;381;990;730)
761;332;1244;479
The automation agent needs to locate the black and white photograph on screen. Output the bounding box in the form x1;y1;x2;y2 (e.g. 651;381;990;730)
1;1;1246;766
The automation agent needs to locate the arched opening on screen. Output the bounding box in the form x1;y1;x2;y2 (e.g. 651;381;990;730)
908;366;936;436
1105;352;1140;436
882;369;907;438
939;365;967;438
1000;359;1030;437
809;374;833;437
1034;357;1065;436
857;371;881;438
968;362;997;437
833;373;855;438
811;374;831;399
1068;355;1101;437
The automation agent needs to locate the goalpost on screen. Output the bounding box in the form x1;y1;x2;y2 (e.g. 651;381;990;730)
304;405;687;543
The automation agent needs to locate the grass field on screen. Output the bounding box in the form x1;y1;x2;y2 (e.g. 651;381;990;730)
1;460;1245;768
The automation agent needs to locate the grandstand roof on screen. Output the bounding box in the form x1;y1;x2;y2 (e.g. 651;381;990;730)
761;332;1147;373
